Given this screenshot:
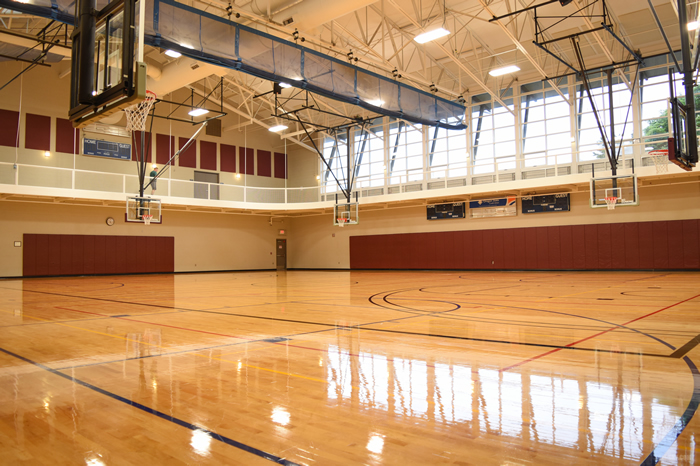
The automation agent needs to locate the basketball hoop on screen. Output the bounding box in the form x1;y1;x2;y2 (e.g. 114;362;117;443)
604;197;617;210
125;91;157;132
143;214;153;225
648;150;669;174
337;218;347;227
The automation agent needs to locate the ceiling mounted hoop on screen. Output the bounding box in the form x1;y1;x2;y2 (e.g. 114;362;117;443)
124;90;157;132
649;150;669;174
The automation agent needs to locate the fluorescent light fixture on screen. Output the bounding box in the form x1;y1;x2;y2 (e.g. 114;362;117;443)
367;99;384;106
188;108;209;117
688;21;699;31
44;151;50;157
414;27;450;44
489;65;520;77
279;82;292;88
165;49;181;58
269;125;288;132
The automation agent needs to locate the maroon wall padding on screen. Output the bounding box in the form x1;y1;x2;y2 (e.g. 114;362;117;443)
0;109;19;147
200;141;217;171
24;113;51;151
156;134;175;165
220;143;236;172
239;147;254;175
178;137;197;168
56;118;80;154
257;150;271;177
23;234;175;277
350;220;700;270
133;131;153;163
274;152;287;179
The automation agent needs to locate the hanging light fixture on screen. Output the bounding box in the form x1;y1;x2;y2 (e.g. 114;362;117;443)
489;65;520;77
414;0;450;44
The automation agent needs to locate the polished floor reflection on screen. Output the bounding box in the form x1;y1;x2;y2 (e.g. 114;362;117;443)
0;271;699;464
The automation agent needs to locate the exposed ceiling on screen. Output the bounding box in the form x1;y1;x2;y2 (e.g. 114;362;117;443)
0;0;695;147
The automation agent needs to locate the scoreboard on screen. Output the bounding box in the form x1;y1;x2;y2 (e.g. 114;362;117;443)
427;202;465;220
522;193;570;213
83;138;131;161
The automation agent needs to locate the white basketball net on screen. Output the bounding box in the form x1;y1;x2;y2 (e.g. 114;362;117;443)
605;197;617;210
125;91;157;132
337;218;347;227
649;150;669;174
143;214;153;225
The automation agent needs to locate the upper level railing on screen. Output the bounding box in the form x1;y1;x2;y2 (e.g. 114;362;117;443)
0;140;673;206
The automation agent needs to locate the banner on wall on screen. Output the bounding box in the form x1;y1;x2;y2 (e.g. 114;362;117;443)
83;138;131;161
469;197;517;218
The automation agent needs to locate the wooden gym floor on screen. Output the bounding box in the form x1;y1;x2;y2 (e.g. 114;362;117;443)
1;270;699;465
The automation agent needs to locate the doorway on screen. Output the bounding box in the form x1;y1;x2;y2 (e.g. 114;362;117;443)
194;171;219;200
276;239;287;270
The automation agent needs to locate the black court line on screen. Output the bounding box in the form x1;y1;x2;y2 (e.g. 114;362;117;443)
0;345;299;466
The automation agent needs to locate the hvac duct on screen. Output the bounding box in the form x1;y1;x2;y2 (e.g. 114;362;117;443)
271;0;380;34
147;59;228;97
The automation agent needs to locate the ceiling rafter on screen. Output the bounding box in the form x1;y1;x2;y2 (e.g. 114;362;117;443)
329;14;459;96
386;0;515;114
476;0;572;105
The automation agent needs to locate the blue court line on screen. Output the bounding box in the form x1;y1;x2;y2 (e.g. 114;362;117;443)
641;356;700;465
0;345;299;465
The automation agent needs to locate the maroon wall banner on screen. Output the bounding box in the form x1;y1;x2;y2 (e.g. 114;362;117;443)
350;220;700;270
23;234;175;276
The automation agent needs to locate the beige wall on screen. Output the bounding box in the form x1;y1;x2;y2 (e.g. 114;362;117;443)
287;183;700;269
0;201;281;277
1;182;698;277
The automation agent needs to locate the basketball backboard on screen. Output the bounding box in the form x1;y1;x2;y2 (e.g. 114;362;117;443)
69;0;146;128
590;174;638;209
126;196;162;224
334;202;359;226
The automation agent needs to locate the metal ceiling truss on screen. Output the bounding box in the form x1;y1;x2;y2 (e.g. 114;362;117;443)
152;79;226;125
386;0;515;114
0;21;69;92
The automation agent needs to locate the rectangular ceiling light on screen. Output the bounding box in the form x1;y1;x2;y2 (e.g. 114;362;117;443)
269;125;288;132
414;27;450;44
165;49;182;58
279;82;292;88
188;108;209;117
688;21;699;31
489;65;520;77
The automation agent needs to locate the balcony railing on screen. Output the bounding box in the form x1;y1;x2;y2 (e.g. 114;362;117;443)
0;139;673;206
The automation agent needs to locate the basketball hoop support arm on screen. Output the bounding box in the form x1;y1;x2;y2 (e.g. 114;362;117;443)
144;122;208;191
292;113;350;200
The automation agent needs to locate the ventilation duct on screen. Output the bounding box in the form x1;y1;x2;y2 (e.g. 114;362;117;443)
0;0;466;130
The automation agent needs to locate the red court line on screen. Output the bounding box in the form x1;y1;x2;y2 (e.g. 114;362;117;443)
500;292;700;372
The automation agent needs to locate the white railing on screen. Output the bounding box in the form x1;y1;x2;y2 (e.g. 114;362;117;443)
0;140;670;206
